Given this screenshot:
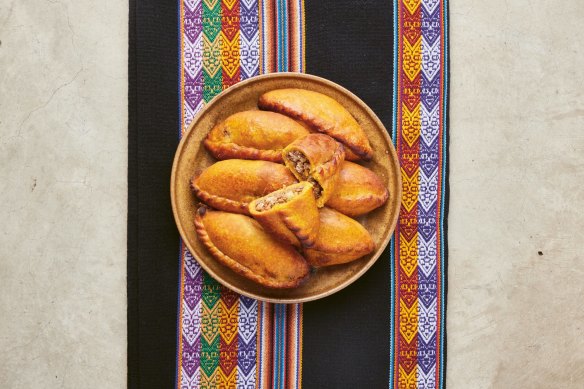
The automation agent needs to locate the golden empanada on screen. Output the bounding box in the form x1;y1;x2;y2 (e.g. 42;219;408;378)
282;134;345;207
326;161;389;217
258;88;373;160
195;207;310;288
304;207;375;267
204;111;310;162
249;182;319;248
191;159;297;215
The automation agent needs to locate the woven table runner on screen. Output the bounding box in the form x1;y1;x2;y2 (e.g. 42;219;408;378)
128;0;448;387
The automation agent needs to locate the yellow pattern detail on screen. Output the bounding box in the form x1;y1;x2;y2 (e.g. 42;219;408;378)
221;31;241;79
200;369;219;389
399;233;418;278
401;103;421;147
216;368;237;388
203;34;223;78
403;0;421;15
201;302;221;344
222;0;238;10
203;0;220;10
398;365;418;389
399;299;418;344
218;300;240;344
400;167;419;212
402;38;422;82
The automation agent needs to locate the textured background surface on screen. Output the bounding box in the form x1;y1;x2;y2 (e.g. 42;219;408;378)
1;0;583;388
448;0;584;387
0;0;127;387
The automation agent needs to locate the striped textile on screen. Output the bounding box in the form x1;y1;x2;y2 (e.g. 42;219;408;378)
390;0;448;388
176;1;305;388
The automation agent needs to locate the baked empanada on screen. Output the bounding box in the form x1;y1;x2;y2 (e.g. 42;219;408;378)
258;88;373;160
326;161;389;217
195;207;310;288
304;207;375;267
249;182;319;248
282;134;345;207
204;111;310;162
191;159;297;215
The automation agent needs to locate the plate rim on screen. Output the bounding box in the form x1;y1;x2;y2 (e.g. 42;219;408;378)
171;72;402;303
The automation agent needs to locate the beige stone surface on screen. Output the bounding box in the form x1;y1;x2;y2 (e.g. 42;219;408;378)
0;0;127;388
1;0;584;387
448;0;584;388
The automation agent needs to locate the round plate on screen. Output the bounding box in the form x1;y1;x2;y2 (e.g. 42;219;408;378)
171;72;401;303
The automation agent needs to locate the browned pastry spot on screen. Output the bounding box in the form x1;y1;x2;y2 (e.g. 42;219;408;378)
304;207;375;267
249;182;320;248
258;88;373;160
326;161;389;217
191;159;297;215
282;134;345;207
195;207;311;288
204;110;309;162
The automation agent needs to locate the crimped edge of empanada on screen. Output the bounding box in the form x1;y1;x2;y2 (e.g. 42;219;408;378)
309;142;345;207
259;96;373;160
311;141;345;182
281;210;316;248
190;180;251;215
203;139;284;162
194;207;309;289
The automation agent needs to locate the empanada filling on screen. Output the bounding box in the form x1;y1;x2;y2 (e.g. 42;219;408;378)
286;151;323;199
287;151;311;178
307;177;323;199
255;187;303;212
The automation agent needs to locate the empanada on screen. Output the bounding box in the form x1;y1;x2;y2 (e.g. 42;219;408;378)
304;207;375;267
282;134;345;207
326;161;389;217
204;111;310;162
191;159;297;215
249;182;319;248
258;88;373;160
195;207;310;288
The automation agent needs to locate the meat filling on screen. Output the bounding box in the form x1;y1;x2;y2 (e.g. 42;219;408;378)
307;177;323;199
285;151;322;199
255;187;303;211
286;151;311;179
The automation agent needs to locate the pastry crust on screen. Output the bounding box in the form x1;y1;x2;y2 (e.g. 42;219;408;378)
204;110;310;162
344;148;362;161
258;88;373;160
191;159;297;215
195;207;310;288
282;134;345;207
249;182;320;248
326;161;389;217
304;207;375;267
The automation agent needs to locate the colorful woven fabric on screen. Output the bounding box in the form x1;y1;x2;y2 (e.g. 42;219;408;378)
175;1;448;388
177;1;305;388
390;0;448;387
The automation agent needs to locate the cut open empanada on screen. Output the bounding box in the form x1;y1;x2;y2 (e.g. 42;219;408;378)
195;207;310;288
282;134;345;207
304;207;375;267
326;161;389;217
259;88;373;160
204;110;310;162
249;182;319;248
191;159;297;215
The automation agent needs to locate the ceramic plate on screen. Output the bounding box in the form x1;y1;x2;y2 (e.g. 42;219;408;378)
171;73;401;303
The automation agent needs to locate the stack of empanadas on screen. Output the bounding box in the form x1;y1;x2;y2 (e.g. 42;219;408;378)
191;88;390;288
